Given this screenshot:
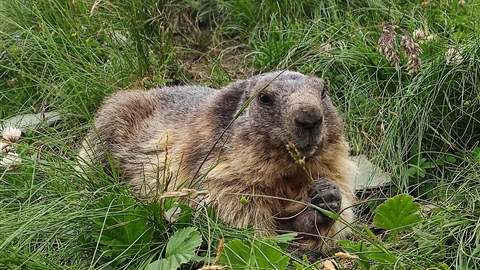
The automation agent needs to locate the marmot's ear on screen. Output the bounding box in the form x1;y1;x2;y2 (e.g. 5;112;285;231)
226;79;247;92
224;79;250;104
309;76;330;98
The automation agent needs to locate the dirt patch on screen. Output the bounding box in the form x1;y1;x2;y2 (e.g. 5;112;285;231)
175;36;255;87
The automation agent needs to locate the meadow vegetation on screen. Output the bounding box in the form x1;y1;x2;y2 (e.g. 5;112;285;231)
1;0;479;269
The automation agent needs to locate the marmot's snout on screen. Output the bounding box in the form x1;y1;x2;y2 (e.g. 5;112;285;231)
293;105;323;131
291;103;324;157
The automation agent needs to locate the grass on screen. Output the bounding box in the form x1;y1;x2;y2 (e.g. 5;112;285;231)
1;0;479;269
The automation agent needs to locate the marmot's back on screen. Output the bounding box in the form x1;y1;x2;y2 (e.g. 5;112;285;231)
78;86;216;172
106;86;216;137
150;86;217;123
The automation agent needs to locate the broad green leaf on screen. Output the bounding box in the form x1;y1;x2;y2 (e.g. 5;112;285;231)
220;238;290;270
339;240;398;268
407;158;434;178
145;227;202;270
252;241;290;269
219;239;252;270
373;194;424;236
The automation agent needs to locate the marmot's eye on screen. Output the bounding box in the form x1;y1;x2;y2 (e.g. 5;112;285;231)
258;93;273;105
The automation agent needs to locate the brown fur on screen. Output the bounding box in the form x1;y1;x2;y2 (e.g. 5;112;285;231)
79;71;357;254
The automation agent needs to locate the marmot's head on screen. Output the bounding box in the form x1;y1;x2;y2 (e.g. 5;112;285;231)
232;71;344;159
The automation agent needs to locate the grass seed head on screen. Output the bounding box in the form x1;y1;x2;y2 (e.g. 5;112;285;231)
400;35;422;74
378;22;400;70
335;251;359;260
322;259;339;270
286;141;306;166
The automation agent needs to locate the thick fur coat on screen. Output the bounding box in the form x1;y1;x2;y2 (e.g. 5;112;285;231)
79;71;357;253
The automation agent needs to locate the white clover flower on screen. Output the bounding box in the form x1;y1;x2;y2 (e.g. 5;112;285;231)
1;152;21;168
413;29;425;40
2;126;22;142
445;47;463;65
459;0;466;6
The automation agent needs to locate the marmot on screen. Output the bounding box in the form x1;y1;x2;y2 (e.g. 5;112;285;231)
79;71;357;255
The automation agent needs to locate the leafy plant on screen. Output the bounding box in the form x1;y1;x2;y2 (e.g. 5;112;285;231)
373;194;424;238
91;194;154;260
407;157;435;179
340;194;425;269
471;146;480;166
145;227;202;270
220;238;290;270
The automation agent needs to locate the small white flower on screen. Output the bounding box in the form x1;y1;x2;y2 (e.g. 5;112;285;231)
2;126;22;142
413;29;425;40
459;0;466;6
1;152;21;168
445;47;463;65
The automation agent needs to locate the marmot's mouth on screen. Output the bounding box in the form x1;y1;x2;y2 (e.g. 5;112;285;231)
296;144;318;158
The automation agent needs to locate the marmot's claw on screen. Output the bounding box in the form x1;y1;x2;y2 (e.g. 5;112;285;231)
309;177;342;213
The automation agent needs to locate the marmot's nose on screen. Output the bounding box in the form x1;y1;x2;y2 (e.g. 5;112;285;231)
294;106;323;131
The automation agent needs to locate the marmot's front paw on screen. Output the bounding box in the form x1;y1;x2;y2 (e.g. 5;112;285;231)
309;177;342;213
290;178;342;234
